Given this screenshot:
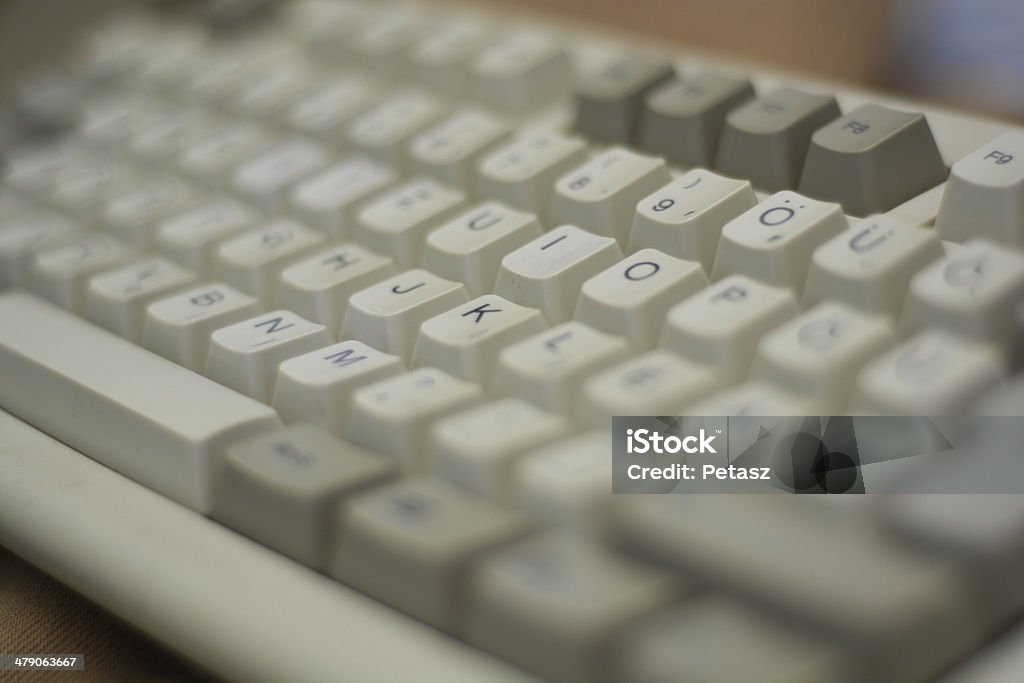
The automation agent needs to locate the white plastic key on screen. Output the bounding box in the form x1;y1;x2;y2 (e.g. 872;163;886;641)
513;431;612;530
411;19;490;99
355;178;468;268
408;109;512;193
901;239;1024;359
412;294;547;387
476;130;588;222
549;148;671;245
340;270;470;362
229;138;330;213
213;423;398;571
430;398;570;501
348;368;483;469
285;76;379;147
712;190;848;292
100;175;204;250
470;30;570;115
345;90;446;171
349;9;422;79
660;274;799;385
156;199;260;277
0;290;281;514
215;220;326;307
803;214;944;318
205;310;332;402
330;477;531;632
854;331;1006;415
48;153;141;221
29;233;138;313
84;257;197;342
288;158;398;238
231;58;319;123
277;244;398;334
272;340;404;436
685;380;817;417
494;225;623;323
580;351;720;427
177;123;279;189
0;210;83;287
142;282;260;372
935;132;1024;248
127;108;223;162
493;322;629;415
422;202;543;296
575;249;707;349
752;301;894;412
628;168;758;273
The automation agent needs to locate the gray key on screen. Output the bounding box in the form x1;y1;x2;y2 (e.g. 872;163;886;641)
637;72;755;167
212;423;398;571
465;533;680;683
614;597;857;683
329;477;532;632
609;495;984;683
798;103;947;216
715;87;841;192
573;53;674;144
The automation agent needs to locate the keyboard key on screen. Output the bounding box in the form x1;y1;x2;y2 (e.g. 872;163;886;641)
0;290;280;513
29;233;138;313
752;301;894;411
76;92;155;145
272;340;404;435
430;399;570;501
466;533;678;683
936;131;1024;248
628;168;758;273
215;220;327;307
142;282;260;372
715;87;841;192
213;423;397;571
575;249;707;349
609;495;983;683
470;30;570;115
685;380;817;417
127;107;223;162
231;58;318;122
205;310;332;402
513;431;612;529
177;122;279;189
572;49;674;144
660;275;798;384
855;331;1006;414
330;477;532;631
277;244;398;333
350;8;422;79
638;71;755;167
355;178;468;268
580;351;720;426
100;175;204;250
348;368;483;468
0;210;83;287
614;598;855;683
494;322;628;415
412;294;547;387
422;202;543;296
408;109;512;193
84;257;197;342
494;225;623;323
287;158;398;238
229;139;330;213
284;76;379;147
340;270;469;361
549;148;671;245
712;191;848;292
798;103;948;216
803;214;944;317
345;90;446;170
901;240;1024;357
476;130;588;222
411;18;490;98
155;199;260;277
48;153;141;220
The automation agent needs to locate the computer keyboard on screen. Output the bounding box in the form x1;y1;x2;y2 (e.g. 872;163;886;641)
0;0;1023;681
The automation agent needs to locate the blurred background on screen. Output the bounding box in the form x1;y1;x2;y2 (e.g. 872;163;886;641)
0;0;1022;122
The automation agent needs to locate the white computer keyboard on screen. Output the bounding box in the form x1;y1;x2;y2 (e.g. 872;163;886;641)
1;1;1024;681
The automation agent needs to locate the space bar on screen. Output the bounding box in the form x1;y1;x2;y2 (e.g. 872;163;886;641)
0;290;281;513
